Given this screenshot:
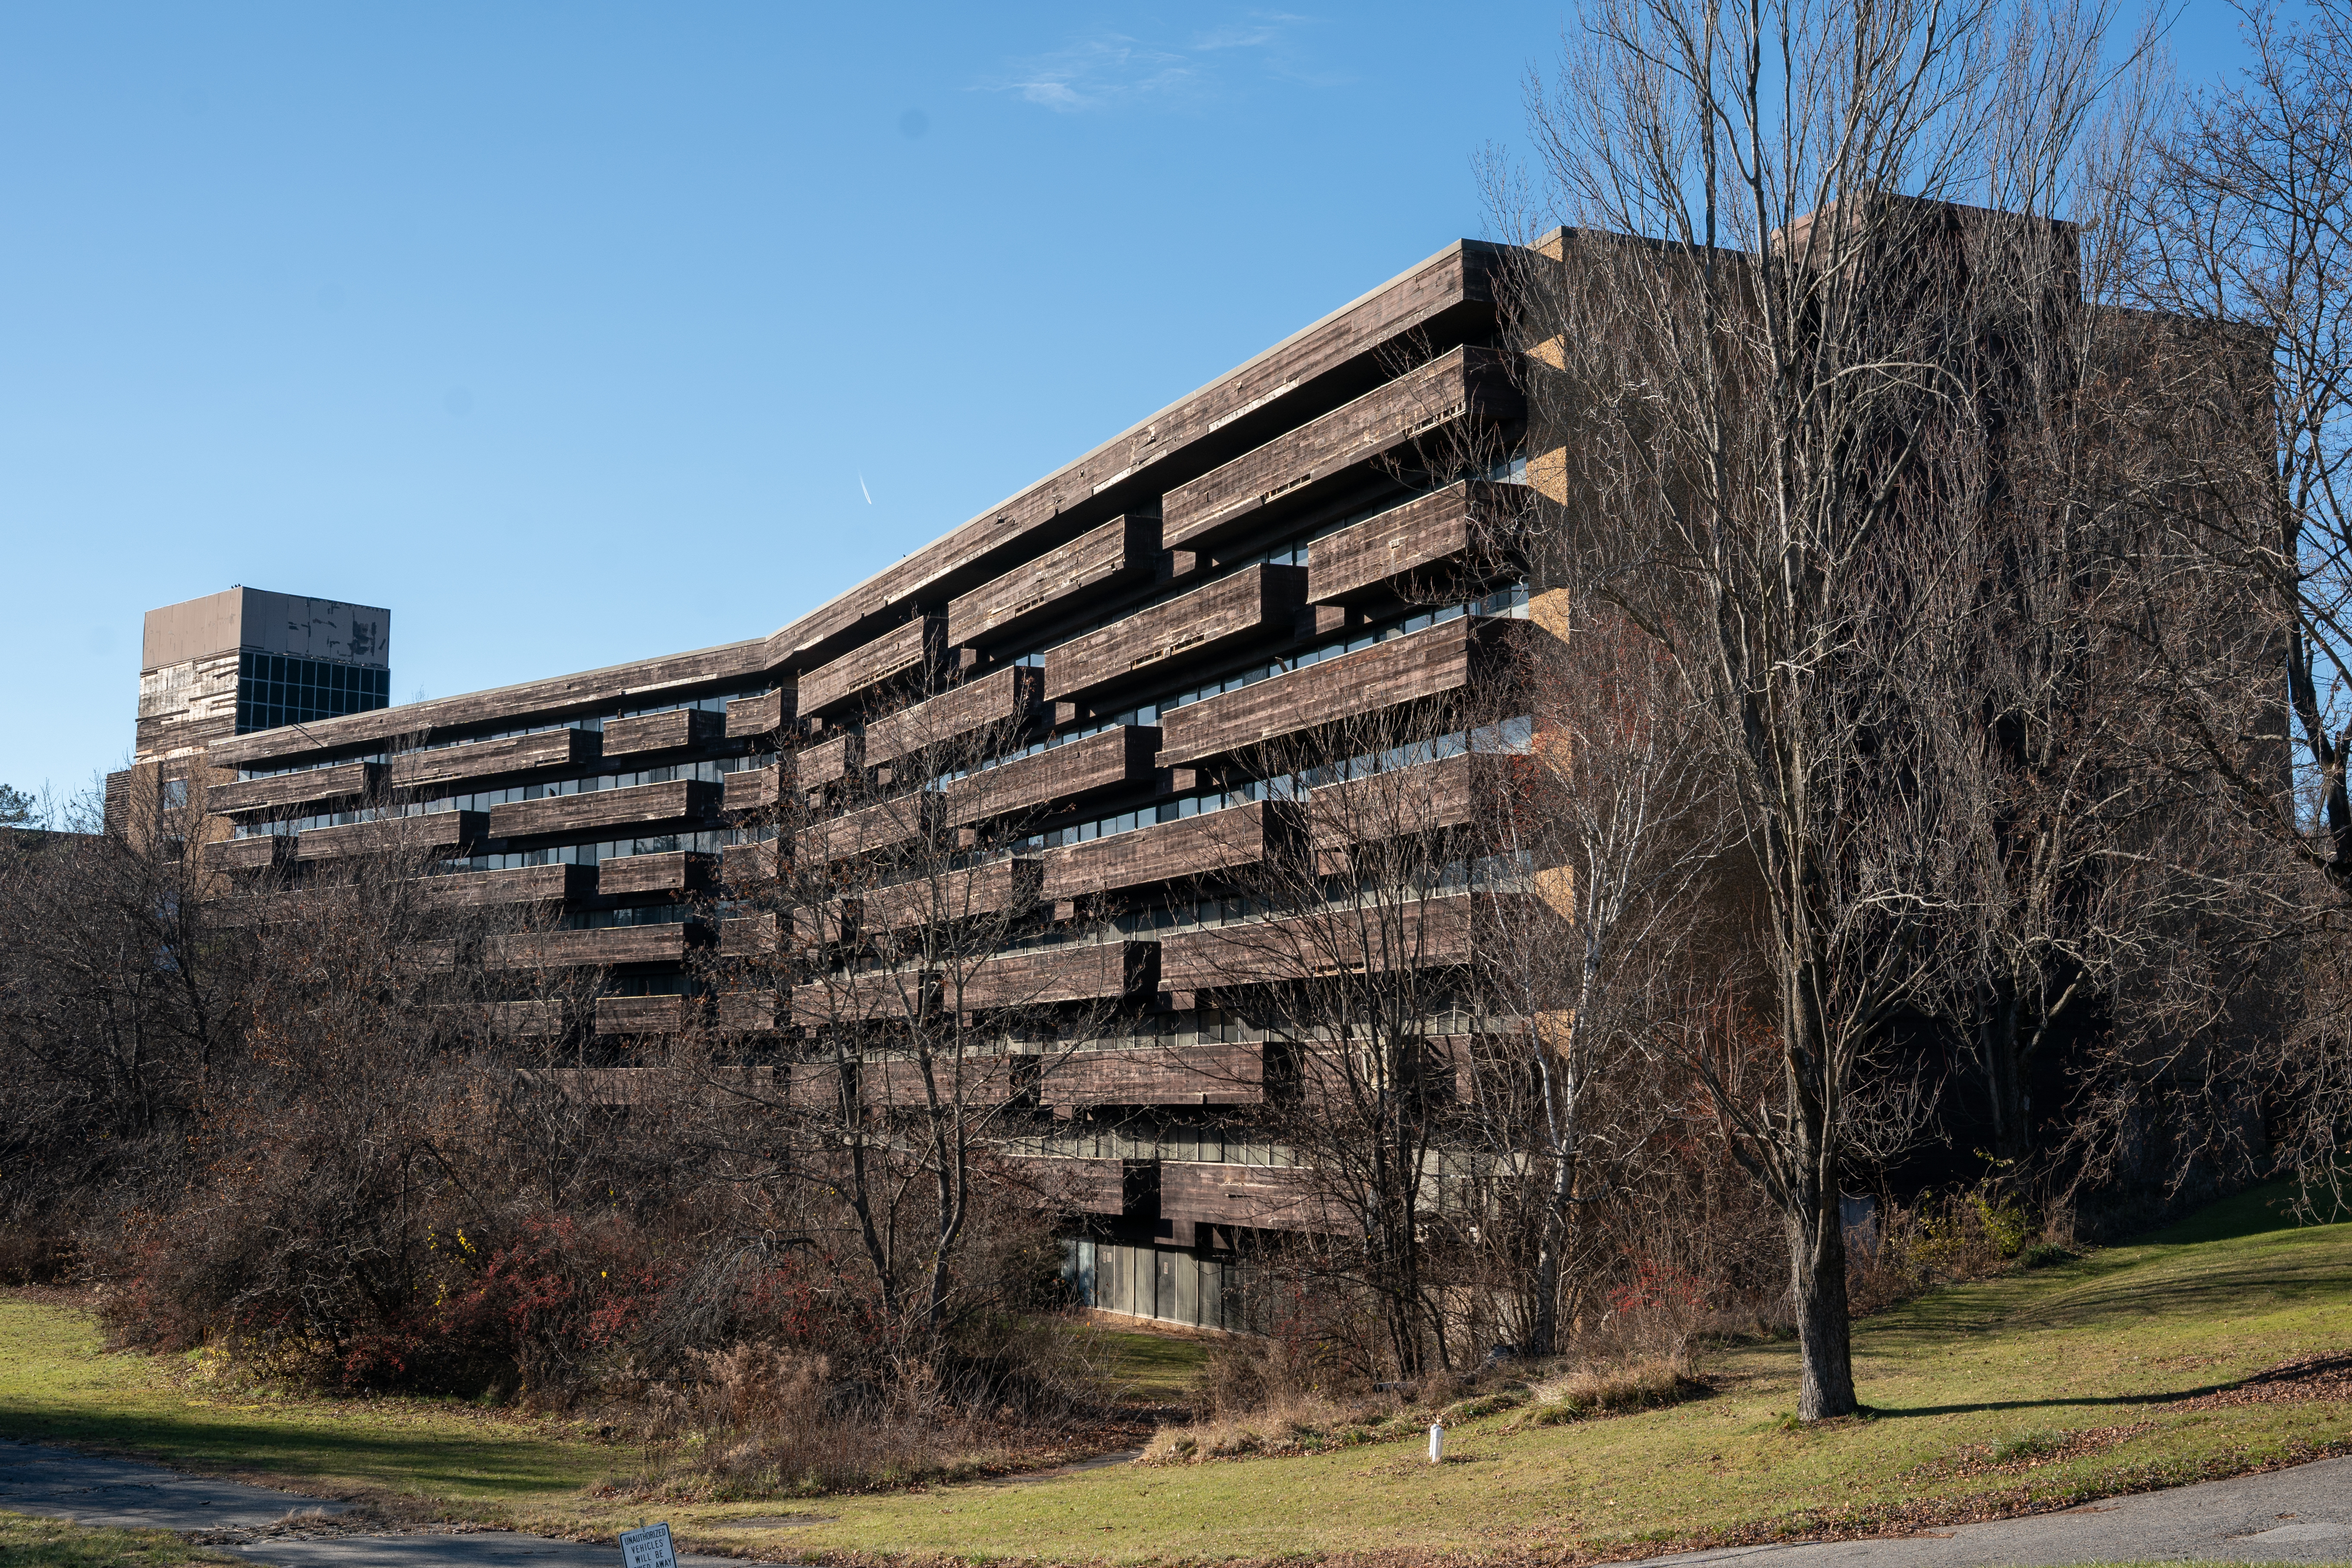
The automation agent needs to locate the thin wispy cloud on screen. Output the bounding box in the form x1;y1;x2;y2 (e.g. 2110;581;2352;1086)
992;35;1193;110
980;13;1324;113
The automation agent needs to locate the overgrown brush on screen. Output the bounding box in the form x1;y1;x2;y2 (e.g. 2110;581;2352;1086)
588;1337;1093;1498
1845;1181;2074;1317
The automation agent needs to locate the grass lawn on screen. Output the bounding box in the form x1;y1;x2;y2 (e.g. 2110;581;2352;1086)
1089;1328;1211;1408
3;1185;2350;1564
0;1297;614;1516
0;1511;239;1568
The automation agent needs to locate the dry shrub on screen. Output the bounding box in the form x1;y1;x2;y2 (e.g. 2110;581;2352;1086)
1502;1291;1710;1430
1143;1332;1387;1464
1190;1331;1336;1419
597;1316;1124;1499
1514;1354;1703;1426
1577;1269;1707;1365
1848;1234;1925;1317
1141;1387;1410;1464
597;1343;1006;1499
0;1218;74;1286
683;1343;834;1429
943;1313;1118;1425
1145;1335;1549;1466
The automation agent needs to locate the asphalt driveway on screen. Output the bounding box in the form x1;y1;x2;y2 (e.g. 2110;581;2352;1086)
0;1440;746;1568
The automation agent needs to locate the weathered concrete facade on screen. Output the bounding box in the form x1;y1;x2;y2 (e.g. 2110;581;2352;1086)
116;240;1538;1330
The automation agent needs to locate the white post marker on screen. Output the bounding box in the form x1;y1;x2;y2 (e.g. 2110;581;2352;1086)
1428;1421;1445;1463
620;1523;678;1568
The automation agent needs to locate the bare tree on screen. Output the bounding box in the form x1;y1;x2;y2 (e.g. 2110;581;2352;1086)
0;778;240;1279
1491;0;2150;1417
1157;690;1509;1375
703;667;1094;1365
1901;50;2195;1170
2120;0;2352;1210
2132;0;2352;898
1472;591;1728;1357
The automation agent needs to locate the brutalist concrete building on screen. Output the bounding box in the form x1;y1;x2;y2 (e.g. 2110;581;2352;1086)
110;237;1561;1329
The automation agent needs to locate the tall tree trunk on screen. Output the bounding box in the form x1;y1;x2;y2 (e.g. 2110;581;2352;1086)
1527;1037;1578;1358
1981;979;2030;1162
1528;1156;1570;1359
1785;944;1861;1421
1791;1185;1857;1421
1379;1149;1427;1377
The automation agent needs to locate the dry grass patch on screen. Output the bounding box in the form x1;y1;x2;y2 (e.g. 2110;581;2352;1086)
1137;1329;1561;1466
1139;1322;1706;1464
1140;1391;1418;1464
588;1420;1013;1502
0;1511;240;1568
1511;1354;1710;1427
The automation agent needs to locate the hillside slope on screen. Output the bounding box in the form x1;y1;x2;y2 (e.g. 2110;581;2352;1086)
2;1186;2348;1564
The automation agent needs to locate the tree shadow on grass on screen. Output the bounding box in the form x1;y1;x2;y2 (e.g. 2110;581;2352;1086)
1871;1354;2352;1420
1883;1261;2352;1341
1858;1183;2352;1354
0;1407;597;1501
2137;1182;2352;1247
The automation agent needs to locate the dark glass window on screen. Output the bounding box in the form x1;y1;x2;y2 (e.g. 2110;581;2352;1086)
234;652;393;734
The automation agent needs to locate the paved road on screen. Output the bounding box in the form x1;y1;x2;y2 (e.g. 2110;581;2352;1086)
0;1441;749;1568
0;1439;347;1531
218;1535;750;1568
1650;1453;2352;1565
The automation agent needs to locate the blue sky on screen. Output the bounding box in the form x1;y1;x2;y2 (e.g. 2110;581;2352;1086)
0;2;2269;799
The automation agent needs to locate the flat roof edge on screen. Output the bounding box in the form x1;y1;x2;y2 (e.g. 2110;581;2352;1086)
206;634;770;764
756;239;1499;660
204;236;1504;765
